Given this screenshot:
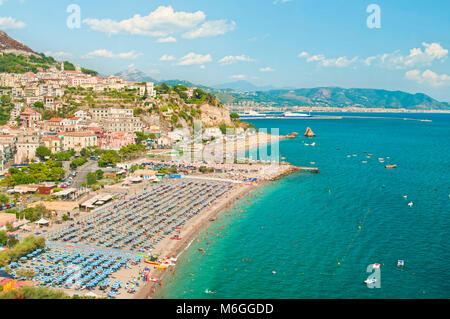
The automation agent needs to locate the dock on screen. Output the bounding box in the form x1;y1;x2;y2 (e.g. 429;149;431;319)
297;166;320;173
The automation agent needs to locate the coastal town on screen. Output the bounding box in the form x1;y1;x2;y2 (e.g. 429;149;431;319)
0;32;302;299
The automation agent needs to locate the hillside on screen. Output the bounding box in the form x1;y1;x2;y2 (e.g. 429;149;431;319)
220;87;450;110
0;30;39;57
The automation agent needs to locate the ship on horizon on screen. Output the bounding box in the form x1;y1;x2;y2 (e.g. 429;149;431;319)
283;111;312;118
238;110;267;119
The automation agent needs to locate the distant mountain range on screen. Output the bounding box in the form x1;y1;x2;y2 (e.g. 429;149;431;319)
113;68;449;110
224;87;450;110
113;67;157;83
213;80;282;92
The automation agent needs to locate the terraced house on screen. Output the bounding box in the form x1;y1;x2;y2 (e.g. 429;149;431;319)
60;131;98;152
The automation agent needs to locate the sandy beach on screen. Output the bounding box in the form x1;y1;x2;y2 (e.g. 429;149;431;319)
134;163;297;299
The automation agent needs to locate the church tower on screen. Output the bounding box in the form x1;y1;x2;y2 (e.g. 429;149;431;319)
75;64;81;73
60;62;64;72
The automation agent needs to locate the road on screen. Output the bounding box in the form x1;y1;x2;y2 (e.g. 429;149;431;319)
71;160;99;188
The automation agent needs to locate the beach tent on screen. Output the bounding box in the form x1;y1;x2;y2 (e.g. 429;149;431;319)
35;218;50;226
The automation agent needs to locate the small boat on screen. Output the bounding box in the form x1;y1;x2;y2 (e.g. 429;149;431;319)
397;260;405;267
408;202;413;207
372;263;381;269
154;265;167;269
385;165;397;169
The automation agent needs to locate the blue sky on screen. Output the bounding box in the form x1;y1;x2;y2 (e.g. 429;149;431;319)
1;0;449;101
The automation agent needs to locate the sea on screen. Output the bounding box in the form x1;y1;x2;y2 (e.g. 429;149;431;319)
156;113;450;299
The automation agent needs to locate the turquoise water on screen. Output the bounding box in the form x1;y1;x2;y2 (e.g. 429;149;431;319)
157;113;450;299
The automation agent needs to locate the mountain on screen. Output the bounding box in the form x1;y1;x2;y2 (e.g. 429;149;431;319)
158;79;213;90
0;30;39;57
114;67;157;83
225;87;450;110
213;80;278;92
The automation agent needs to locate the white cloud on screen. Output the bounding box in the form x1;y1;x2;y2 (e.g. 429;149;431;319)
160;54;175;61
259;67;275;72
82;49;141;59
83;6;204;37
298;51;308;58
83;6;234;40
230;74;246;80
367;42;448;69
405;69;450;87
0;17;26;29
177;52;212;66
364;56;377;66
44;51;73;59
157;36;177;43
299;52;358;68
219;55;254;65
183;19;235;39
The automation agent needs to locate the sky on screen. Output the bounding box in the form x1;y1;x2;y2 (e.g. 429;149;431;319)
1;0;449;101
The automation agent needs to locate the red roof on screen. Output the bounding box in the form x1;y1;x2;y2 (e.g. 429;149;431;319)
43;136;60;141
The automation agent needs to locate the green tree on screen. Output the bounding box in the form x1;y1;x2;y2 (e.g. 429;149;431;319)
5;223;14;232
95;169;104;180
98;150;120;167
230;112;240;120
49;167;65;181
86;172;97;185
135;131;148;144
0;95;11;106
35;146;52;160
33;101;44;109
0;231;7;245
0;286;68;299
0;193;9;205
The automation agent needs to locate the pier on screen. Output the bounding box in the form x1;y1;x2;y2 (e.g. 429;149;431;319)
297;166;320;173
